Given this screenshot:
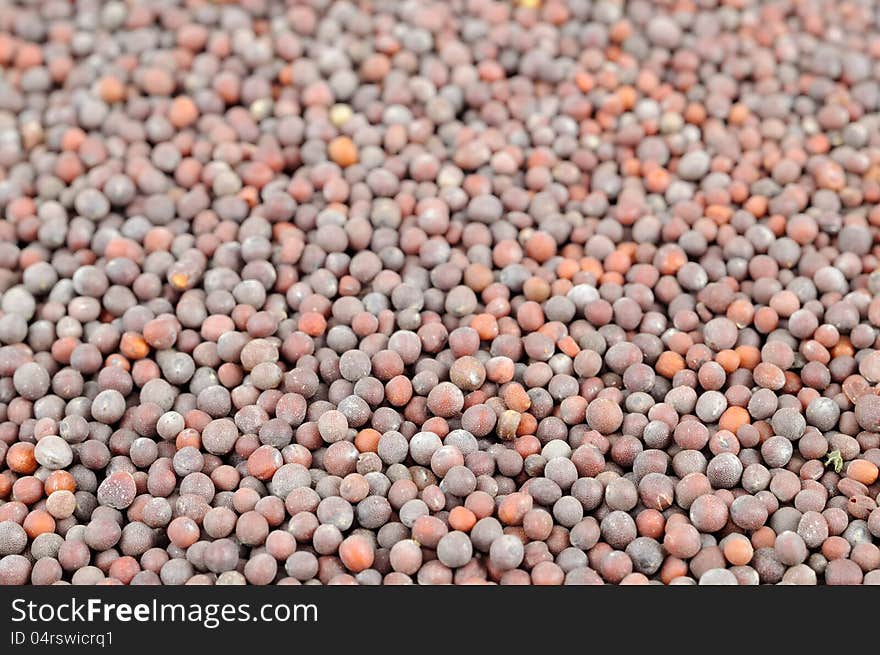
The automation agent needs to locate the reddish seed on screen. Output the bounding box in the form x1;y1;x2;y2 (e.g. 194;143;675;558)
168;96;199;128
338;535;374;573
6;443;37;475
22;511;55;540
328;137;358;168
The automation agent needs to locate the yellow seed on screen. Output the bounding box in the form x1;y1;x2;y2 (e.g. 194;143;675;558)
330;103;353;127
170;273;189;289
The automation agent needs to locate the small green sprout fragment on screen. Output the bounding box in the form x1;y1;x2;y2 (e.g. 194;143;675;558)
824;449;843;473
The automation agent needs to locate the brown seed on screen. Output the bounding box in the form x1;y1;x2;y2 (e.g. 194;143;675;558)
497;410;521;441
96;472;137;509
586;398;623;434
